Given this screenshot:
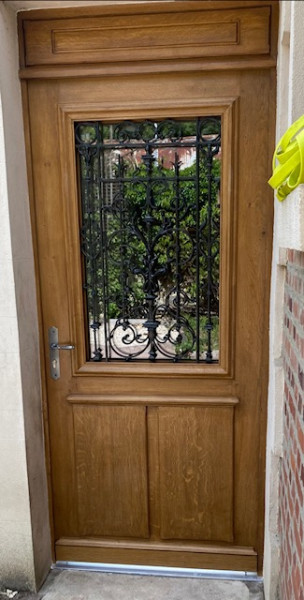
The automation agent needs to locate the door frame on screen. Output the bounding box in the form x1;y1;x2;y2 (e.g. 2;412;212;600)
18;0;279;573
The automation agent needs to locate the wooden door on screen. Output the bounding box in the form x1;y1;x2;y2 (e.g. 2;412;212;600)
20;1;278;573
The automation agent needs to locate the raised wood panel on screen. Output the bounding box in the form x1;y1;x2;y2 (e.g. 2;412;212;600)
158;406;234;542
22;5;271;67
52;20;238;54
73;404;149;538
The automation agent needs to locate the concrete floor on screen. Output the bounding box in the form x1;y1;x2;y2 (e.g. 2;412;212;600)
1;569;265;600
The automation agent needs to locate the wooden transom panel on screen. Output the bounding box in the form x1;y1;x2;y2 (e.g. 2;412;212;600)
21;3;272;67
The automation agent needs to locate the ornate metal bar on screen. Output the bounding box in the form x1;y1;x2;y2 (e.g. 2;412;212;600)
75;118;221;363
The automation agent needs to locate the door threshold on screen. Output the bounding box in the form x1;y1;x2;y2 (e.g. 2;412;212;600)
54;561;262;582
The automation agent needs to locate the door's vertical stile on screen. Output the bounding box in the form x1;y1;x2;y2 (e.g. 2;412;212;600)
233;71;273;550
58;107;87;374
147;405;161;541
27;82;79;538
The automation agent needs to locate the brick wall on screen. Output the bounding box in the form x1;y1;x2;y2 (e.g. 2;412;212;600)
279;249;304;600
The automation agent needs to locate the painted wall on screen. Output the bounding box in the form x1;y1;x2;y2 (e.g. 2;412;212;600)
0;0;51;591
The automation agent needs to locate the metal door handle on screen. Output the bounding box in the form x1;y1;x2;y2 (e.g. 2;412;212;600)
48;327;75;380
50;343;75;351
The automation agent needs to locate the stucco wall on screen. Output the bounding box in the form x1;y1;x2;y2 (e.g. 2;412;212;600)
0;0;51;591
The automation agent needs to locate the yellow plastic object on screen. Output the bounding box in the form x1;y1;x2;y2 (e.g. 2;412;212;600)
268;114;304;201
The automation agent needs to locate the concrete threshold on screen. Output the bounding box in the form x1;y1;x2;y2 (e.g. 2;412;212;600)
0;567;264;600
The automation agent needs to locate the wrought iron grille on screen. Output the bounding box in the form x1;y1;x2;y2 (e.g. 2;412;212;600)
75;117;221;362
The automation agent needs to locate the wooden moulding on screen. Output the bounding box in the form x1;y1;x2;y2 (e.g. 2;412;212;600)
55;538;257;572
67;394;239;406
57;98;237;379
18;0;278;78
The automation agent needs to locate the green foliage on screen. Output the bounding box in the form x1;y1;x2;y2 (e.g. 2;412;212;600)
175;315;219;358
105;154;220;331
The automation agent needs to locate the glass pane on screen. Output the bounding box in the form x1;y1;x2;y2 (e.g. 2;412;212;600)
75;117;221;362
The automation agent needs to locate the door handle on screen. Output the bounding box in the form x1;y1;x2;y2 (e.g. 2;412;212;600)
50;343;75;351
48;326;75;380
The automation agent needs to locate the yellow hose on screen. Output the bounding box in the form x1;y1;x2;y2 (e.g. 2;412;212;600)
268;114;304;201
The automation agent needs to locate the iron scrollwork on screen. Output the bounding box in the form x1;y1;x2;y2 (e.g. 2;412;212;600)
75;117;221;363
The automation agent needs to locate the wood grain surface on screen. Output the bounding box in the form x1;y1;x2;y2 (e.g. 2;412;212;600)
158;406;234;542
21;0;277;573
22;6;270;67
73;405;149;538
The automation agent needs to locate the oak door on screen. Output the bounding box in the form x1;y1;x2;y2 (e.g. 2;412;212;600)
23;3;276;573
